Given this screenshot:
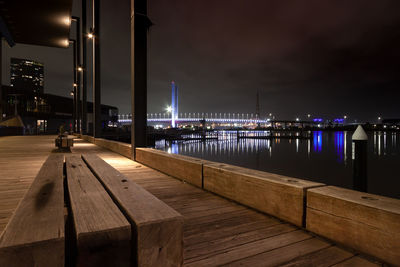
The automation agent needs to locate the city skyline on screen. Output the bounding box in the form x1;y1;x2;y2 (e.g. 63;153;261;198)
1;0;400;121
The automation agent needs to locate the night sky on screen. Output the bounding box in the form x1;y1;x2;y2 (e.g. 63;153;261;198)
2;0;400;121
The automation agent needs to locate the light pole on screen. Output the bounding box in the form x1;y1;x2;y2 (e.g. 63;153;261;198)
82;0;88;134
69;39;77;133
92;0;101;138
72;16;81;133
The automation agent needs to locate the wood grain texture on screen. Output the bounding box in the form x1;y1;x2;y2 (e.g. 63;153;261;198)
279;246;354;267
307;186;400;265
66;155;131;267
203;162;324;226
332;256;382;267
185;230;312;266
94;138;132;159
135;148;204;188
226;237;332;267
82;154;184;267
0;153;65;267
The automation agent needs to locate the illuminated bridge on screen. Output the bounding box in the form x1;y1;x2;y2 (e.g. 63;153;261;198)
117;114;326;128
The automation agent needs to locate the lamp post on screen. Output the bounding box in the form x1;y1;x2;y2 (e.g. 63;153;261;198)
82;0;88;134
92;0;101;138
69;39;77;133
72;16;81;134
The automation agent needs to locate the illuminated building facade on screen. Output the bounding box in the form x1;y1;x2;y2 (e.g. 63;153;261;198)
10;58;44;95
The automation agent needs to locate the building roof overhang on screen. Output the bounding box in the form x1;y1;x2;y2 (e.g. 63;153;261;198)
0;0;73;48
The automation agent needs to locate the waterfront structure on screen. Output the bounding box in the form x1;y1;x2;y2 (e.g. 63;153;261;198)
171;81;178;127
10;58;44;95
0;85;118;134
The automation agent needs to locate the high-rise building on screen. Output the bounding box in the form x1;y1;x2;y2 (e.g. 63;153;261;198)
10;58;44;95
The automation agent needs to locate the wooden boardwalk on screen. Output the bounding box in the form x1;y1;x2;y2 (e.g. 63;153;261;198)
0;135;382;266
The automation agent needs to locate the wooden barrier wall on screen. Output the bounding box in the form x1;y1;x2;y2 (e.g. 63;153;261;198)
133;148;400;264
79;135;131;159
73;139;400;264
307;186;400;266
203;163;324;227
135;148;205;188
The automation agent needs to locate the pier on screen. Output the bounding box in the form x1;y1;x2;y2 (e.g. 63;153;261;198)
1;135;397;265
1;0;399;265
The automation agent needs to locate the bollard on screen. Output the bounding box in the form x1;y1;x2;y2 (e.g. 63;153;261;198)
352;125;368;192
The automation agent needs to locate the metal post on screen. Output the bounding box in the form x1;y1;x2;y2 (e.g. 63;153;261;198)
70;39;77;133
352;125;368;192
131;0;151;159
72;17;81;134
93;0;101;138
82;0;87;134
0;39;2;121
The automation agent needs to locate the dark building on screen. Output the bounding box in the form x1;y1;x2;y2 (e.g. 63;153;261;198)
10;58;44;95
1;85;118;134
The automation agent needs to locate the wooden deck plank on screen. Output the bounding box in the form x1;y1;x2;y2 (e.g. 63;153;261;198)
225;237;331;267
279;245;354;267
184;230;312;266
332;256;382;267
184;223;296;261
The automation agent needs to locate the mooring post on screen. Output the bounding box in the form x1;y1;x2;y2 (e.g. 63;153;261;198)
352;125;368;192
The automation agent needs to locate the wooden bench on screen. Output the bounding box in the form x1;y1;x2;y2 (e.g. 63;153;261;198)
65;155;131;266
82;154;184;266
0;154;65;267
55;136;73;149
0;153;184;267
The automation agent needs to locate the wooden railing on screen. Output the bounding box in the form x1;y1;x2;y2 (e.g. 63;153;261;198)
78;136;400;265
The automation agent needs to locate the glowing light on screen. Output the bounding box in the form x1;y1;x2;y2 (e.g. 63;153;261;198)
73;83;77;87
62;39;69;47
344;115;347;119
77;66;83;72
333;118;344;123
61;17;71;26
166;106;172;113
87;33;94;39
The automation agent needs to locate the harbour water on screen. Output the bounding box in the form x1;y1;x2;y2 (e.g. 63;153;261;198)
155;131;400;199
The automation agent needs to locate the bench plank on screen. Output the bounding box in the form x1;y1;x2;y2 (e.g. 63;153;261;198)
66;155;131;267
0;154;65;267
82;154;184;267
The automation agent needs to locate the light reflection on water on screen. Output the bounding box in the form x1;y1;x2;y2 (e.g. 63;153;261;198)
156;131;400;199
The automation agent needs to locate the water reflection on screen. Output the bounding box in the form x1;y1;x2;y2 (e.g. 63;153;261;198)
335;131;344;163
313;131;322;152
155;131;400;198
